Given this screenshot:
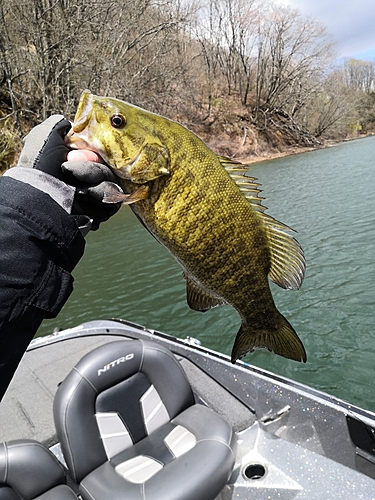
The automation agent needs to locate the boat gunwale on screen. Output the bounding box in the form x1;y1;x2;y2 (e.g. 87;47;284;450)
29;318;375;425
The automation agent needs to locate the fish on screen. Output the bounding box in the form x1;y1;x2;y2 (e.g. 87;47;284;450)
67;90;307;364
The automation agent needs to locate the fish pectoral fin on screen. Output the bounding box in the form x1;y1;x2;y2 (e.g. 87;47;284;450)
184;274;226;312
103;184;150;204
231;314;307;364
261;213;306;290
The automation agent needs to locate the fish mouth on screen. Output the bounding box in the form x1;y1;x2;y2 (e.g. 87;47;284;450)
73;90;93;133
66;90;97;151
66;129;91;150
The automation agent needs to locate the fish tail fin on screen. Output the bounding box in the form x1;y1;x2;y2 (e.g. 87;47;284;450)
231;314;306;364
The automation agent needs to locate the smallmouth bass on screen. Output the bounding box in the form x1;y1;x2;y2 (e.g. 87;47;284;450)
67;90;307;363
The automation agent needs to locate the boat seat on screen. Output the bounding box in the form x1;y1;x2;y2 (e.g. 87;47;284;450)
53;339;237;500
0;439;77;499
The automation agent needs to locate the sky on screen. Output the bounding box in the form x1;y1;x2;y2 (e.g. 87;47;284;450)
281;0;375;61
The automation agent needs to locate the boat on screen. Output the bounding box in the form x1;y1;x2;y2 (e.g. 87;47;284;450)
1;318;374;499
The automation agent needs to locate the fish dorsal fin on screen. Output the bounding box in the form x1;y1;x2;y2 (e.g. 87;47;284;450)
218;156;267;213
218;155;305;290
184;272;227;311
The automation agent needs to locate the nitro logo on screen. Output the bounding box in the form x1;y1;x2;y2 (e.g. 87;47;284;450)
97;353;134;376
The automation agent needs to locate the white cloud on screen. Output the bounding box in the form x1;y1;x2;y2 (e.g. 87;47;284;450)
280;0;375;59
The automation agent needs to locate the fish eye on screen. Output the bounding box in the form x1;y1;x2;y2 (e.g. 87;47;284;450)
110;114;126;128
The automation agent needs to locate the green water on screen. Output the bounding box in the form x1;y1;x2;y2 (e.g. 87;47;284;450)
38;136;375;412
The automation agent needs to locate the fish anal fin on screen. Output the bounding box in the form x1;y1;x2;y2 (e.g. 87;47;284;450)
185;274;226;312
231;314;306;364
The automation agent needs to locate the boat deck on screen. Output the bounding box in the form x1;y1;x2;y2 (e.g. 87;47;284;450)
0;335;123;445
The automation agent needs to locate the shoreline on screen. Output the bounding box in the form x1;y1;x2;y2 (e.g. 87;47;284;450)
238;133;374;166
241;146;316;165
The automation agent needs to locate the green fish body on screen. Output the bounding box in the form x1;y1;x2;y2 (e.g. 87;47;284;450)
68;90;306;363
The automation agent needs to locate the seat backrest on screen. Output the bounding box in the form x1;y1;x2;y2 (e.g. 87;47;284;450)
53;339;195;483
0;440;67;500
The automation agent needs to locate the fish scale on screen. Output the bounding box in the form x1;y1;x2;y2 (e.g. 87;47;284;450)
67;90;306;364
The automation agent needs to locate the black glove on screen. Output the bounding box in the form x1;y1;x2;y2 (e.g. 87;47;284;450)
4;115;122;232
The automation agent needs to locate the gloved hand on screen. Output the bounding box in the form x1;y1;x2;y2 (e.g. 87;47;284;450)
4;115;122;232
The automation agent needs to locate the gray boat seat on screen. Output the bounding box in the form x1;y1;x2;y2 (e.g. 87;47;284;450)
53;339;237;500
0;439;77;499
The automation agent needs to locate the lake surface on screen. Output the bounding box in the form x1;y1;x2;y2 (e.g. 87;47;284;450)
37;136;375;413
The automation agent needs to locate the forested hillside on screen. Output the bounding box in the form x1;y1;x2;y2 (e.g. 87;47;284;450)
1;0;374;172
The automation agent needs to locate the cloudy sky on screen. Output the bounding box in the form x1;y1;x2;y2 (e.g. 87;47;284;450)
281;0;375;60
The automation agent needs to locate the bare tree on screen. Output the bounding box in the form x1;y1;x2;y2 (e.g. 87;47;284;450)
0;0;96;120
303;69;353;138
254;4;334;122
0;0;196;123
2;0;371;152
194;0;260;110
0;0;27;133
343;58;375;94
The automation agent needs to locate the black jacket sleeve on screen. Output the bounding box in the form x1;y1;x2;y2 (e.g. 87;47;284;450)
0;176;86;400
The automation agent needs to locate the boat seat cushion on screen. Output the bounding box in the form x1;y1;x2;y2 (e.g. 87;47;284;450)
54;339;237;500
0;440;77;500
0;487;20;500
80;403;236;500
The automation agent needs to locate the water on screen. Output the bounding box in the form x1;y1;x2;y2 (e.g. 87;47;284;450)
37;136;375;412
